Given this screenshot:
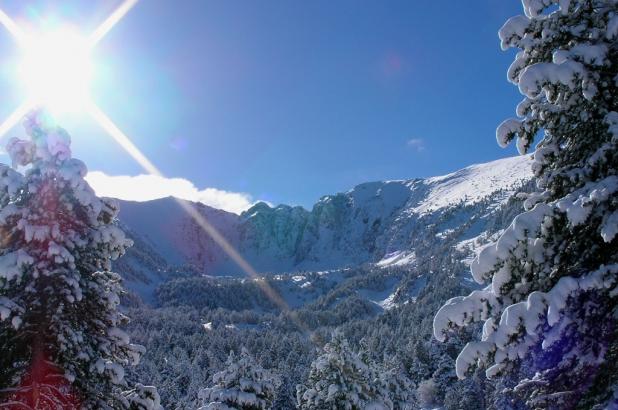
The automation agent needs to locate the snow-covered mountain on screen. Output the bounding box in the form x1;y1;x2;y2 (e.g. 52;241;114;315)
122;155;535;407
114;155;533;299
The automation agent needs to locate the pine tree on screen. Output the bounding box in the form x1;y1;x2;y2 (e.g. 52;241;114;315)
296;332;391;410
198;347;279;410
358;340;416;410
374;361;416;410
0;110;160;409
434;0;618;408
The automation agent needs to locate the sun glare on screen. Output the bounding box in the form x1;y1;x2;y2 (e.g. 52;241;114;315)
17;27;93;113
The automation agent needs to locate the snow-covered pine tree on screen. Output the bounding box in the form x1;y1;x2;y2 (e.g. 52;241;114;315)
0;110;160;409
296;332;390;410
374;362;416;410
358;340;416;410
433;0;618;408
197;347;279;410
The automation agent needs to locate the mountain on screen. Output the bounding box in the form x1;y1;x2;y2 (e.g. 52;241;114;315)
121;155;536;408
113;155;533;302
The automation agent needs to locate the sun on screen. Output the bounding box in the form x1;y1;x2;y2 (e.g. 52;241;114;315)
17;27;93;114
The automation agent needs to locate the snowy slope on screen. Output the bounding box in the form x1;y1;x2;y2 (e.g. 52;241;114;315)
410;155;532;214
115;155;533;298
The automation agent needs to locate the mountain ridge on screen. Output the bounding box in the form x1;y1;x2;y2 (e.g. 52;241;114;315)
113;155;534;301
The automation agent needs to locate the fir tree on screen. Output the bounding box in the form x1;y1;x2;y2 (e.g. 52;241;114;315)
358;340;416;410
198;347;279;410
375;361;416;410
297;332;390;410
0;110;159;409
434;0;618;408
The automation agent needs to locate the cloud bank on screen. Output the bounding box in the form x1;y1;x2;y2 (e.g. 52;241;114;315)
85;171;258;215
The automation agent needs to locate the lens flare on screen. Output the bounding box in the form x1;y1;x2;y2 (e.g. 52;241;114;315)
0;0;309;337
17;27;93;114
0;8;26;44
88;0;139;48
0;101;32;139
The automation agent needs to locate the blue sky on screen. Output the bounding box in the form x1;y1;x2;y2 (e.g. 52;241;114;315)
0;0;524;211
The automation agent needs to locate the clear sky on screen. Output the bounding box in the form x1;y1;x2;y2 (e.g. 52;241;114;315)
0;0;525;211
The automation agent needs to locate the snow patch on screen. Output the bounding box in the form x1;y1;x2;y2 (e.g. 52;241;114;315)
376;251;416;267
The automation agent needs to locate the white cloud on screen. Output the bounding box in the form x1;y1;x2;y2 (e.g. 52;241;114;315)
85;171;259;215
406;138;425;152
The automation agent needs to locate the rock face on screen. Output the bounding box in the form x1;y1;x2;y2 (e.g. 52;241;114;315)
114;155;533;296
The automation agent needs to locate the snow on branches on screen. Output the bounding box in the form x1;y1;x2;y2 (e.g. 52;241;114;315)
435;1;618;407
297;332;414;410
0;109;158;408
198;347;280;410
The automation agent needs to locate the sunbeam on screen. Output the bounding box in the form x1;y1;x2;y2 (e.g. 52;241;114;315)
86;102;159;176
88;0;139;48
0;8;25;45
0;101;32;139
